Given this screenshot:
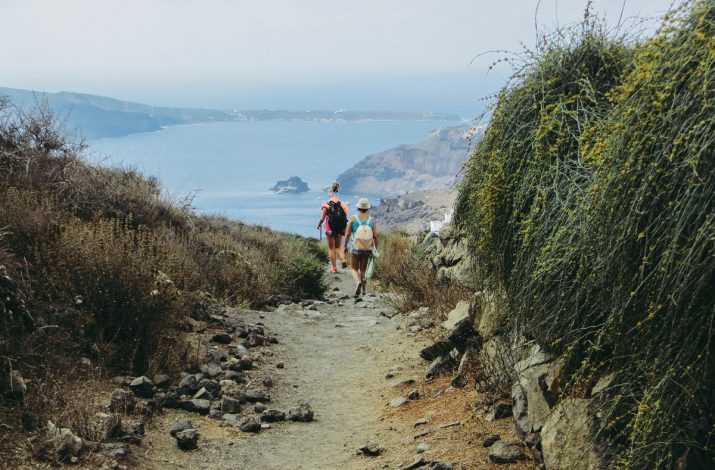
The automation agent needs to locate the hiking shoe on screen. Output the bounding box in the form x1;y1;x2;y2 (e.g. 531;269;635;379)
330;268;338;274
354;282;362;297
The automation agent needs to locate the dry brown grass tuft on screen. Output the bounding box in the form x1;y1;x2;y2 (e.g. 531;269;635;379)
376;232;470;315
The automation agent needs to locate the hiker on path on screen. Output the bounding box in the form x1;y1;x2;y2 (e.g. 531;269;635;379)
317;182;349;273
344;198;377;296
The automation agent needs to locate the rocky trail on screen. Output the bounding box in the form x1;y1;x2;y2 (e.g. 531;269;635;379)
89;270;528;470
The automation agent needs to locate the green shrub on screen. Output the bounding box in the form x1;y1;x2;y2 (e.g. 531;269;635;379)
41;216;180;371
274;254;326;299
455;2;714;467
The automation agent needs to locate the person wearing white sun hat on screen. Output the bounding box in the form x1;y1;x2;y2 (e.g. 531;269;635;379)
344;198;377;296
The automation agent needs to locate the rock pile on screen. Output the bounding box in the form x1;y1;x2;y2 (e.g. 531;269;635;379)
413;282;612;467
46;300;318;464
170;418;199;450
109;313;283;429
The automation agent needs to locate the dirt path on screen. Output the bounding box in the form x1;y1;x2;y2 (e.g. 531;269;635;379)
135;271;527;470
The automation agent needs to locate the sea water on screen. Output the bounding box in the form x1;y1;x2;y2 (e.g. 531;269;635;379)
88;120;454;237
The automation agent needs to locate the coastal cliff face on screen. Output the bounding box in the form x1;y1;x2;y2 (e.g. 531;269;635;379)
337;125;477;196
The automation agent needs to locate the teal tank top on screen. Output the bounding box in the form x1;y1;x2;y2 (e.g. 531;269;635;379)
351;215;374;233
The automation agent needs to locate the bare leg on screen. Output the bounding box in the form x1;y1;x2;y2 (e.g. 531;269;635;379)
359;255;369;293
350;253;361;283
327;235;337;270
336;234;346;265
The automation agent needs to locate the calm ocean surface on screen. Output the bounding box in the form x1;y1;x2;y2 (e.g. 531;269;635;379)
88;120;453;237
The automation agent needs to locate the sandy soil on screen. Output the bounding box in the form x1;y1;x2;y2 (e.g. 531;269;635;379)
134;270;530;470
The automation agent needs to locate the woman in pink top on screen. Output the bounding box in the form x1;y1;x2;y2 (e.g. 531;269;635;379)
317;182;349;273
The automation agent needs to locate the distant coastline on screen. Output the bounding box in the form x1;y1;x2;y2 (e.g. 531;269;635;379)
0;86;463;139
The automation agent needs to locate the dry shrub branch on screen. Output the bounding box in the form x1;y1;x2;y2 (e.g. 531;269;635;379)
376;232;470;315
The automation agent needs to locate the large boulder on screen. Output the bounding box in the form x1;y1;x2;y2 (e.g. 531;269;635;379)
487;439;526;463
437;255;474;288
471;286;508;340
511;382;530;437
442;238;467;266
441;300;470;333
516;356;565;433
541;398;606;470
517;363;555;432
129;376;156;398
420;232;444;262
513;343;552;374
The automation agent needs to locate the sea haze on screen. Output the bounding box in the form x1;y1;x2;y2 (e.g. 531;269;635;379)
89;120;453;237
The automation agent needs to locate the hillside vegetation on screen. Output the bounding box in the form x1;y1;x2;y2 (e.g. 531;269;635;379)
0;98;326;441
456;1;713;468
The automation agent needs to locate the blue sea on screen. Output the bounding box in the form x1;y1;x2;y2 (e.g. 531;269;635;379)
88;120;454;237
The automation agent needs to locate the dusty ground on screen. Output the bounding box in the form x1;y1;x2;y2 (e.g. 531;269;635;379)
131;270;529;469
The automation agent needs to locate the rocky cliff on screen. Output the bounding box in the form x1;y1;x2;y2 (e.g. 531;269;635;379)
337;125;478;196
271;176;309;193
372;188;456;234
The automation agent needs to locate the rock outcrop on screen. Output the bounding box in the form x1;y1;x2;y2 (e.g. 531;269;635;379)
541;398;606;470
337;125;478;196
410;238;617;467
270;176;309;194
372;189;457;234
417;226;474;289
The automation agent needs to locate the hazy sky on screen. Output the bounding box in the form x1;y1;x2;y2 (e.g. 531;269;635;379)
2;0;678;115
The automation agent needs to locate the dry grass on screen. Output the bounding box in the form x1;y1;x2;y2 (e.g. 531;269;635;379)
382;376;533;469
0;96;327;466
376;232;470;315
